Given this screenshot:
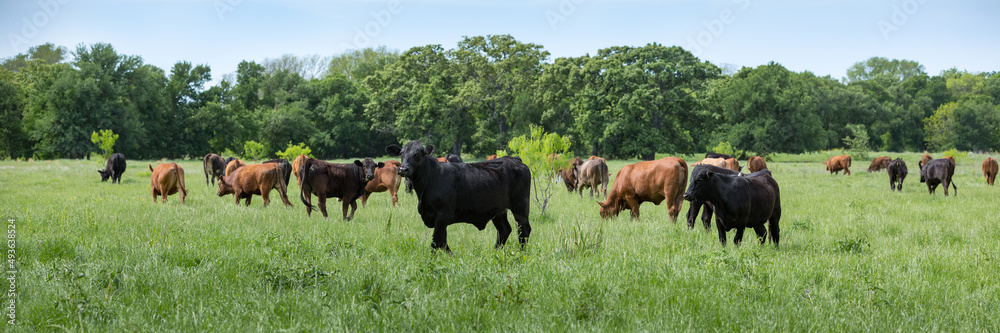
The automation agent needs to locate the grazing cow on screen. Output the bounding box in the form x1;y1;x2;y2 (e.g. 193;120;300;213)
921;154;932;165
360;160;403;206
683;168;781;247
983;157;998;186
685;164;741;230
919;158;957;196
203;153;226;186
263;158;293;187
823;155;852;175
386;141;532;252
747;156;767;173
705;152;734;160
597;157;688;222
217;163;292;207
225;159;245;176
574;158;609;199
149;163;187;204
560;157;584;192
868;156;891;173
487;154;498;160
292;154;308;185
887;158;908;192
299;157;381;220
98;153;126;184
724;158;741;172
588;155;606;162
694;158;728;168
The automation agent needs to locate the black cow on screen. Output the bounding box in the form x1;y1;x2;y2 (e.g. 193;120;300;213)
263;158;293;187
887;158;907;192
224;156;237;166
705;152;734;160
682;167;781;247
918;158;957;196
445;154;463;163
386;141;532;252
98;153;126;184
685;164;741;230
299;157;381;220
203;153;227;186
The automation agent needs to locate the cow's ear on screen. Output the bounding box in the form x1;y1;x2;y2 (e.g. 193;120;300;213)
354;160;363;167
705;171;715;179
597;201;607;209
424;145;435;156
385;145;402;156
376;162;385;169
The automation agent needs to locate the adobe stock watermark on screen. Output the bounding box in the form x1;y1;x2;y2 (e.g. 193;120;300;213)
546;0;588;31
877;0;928;40
341;0;402;50
7;0;72;53
685;0;751;57
5;218;16;325
214;0;243;21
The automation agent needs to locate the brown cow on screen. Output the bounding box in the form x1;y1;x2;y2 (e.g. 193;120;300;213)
575;158;609;199
867;156;891;172
983;157;998;186
225;159;245;176
921;154;933;165
217;163;292;207
203;153;226;186
824;155;852;175
747;156;767;173
946;155;956;166
560;157;584;192
299;157;382;220
694;158;728;168
149;163;187;204
724;158;741;172
597;157;688;222
292;154;309;185
360;160;402;206
487;154;498;160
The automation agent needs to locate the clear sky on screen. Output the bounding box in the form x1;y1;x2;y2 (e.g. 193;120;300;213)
2;0;997;82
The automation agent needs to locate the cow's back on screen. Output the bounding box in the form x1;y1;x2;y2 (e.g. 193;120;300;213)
424;157;530;227
748;156;767;173
618;157;687;203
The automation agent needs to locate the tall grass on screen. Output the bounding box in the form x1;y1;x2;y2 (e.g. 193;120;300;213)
1;156;998;331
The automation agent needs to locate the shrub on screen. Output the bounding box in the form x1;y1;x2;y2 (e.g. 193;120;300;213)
275;142;314;160
504;125;572;215
243;140;267;160
90;129;118;161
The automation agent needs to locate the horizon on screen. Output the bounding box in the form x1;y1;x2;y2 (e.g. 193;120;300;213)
2;0;998;83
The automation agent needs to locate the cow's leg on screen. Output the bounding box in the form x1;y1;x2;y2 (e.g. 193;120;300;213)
943;180;950;197
733;227;746;246
152;189;158;203
244;194;252;207
769;208;781;248
626;197;641;219
685;201;702;229
390;189;398;206
431;212;453;252
753;225;767;245
511;194;532;247
345;201;358;221
318;195;329;218
360;193;369;207
492;212;512;248
261;186;271;207
715;219;728;247
702;202;715;231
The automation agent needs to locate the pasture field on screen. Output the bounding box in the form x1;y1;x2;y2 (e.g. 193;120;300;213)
1;154;999;331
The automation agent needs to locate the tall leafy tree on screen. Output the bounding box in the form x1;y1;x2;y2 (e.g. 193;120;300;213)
845;57;925;85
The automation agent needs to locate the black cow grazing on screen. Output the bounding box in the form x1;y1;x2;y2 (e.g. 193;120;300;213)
685;164;741;230
386;141;532;252
918;158;957;196
299;157;382;220
263;158;293;187
887;158;907;192
683;168;781;247
705;152;734;160
203;153;227;186
98;153;126;184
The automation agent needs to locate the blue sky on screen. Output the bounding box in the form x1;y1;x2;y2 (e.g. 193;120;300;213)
2;0;997;82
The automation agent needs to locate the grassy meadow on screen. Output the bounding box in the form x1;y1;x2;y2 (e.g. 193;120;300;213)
1;153;999;331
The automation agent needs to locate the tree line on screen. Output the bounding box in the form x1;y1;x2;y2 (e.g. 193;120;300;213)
2;36;998;160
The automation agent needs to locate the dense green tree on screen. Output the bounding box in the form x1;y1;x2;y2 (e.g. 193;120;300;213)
0;68;30;158
845;57;925;85
1;43;68;72
327;47;400;83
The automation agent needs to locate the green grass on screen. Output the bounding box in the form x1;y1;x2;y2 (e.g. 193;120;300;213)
2;156;999;331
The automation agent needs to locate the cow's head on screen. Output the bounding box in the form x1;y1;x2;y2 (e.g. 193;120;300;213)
386;141;435;178
354;157;383;183
597;198;627;219
217;175;233;196
683;170;716;202
98;169;112;182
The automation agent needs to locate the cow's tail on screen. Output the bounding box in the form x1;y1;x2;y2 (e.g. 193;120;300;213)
149;164;155;172
275;164;292;207
846;156;852;168
299;158;317;210
203;155;211;185
952;180;958;196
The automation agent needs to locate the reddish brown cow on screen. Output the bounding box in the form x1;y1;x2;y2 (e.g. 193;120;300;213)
921;154;933;165
747;156;767;173
487;155;498;160
824;155;852;175
299;157;382;220
360;160;402;206
597;157;688;222
225;159;245;176
724;158;741;172
983;157;998;186
217;163;292;207
867;156;891;172
149;163;187;204
946;155;956;166
292;154;308;185
560;157;584;192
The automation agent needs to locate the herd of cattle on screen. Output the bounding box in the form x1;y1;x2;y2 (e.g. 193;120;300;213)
93;143;995;251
